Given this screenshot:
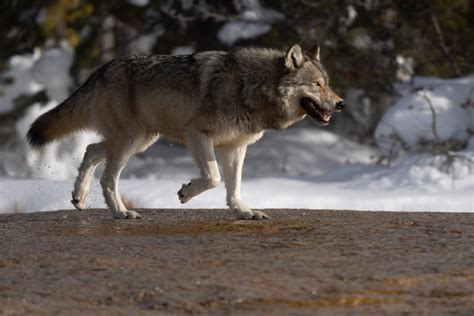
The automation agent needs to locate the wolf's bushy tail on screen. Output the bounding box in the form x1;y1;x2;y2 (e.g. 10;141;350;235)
27;65;105;148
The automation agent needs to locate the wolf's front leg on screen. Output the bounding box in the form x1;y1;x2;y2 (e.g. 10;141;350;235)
178;131;221;203
219;145;268;220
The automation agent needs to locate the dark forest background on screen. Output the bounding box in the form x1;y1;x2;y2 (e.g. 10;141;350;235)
1;0;473;145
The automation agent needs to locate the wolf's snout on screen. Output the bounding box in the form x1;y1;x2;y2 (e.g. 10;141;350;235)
335;101;346;111
299;97;332;125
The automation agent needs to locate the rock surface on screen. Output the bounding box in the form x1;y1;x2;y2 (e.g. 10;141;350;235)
1;209;473;315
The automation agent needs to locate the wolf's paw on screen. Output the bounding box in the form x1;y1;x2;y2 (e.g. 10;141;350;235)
235;210;269;220
251;210;269;220
71;192;86;211
177;182;192;204
230;202;269;220
112;210;142;219
125;210;142;219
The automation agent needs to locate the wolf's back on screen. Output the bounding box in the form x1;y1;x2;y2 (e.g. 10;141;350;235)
27;62;109;148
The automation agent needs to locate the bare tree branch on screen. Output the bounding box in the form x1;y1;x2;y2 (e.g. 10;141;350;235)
420;90;440;142
430;10;461;77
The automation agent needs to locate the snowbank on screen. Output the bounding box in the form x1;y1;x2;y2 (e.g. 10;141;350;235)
375;75;474;154
1;168;471;214
0;128;472;214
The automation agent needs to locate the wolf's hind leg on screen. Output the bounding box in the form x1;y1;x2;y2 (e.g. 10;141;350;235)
178;131;221;203
72;142;106;211
219;145;268;220
100;133;160;219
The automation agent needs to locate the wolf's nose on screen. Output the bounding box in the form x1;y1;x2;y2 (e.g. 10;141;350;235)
335;101;346;111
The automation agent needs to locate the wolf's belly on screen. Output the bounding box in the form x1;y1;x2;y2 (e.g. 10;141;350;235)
212;130;265;147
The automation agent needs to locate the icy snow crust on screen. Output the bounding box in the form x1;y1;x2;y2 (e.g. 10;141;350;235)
0;49;472;213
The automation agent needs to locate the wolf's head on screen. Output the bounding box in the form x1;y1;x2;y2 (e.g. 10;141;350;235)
278;44;345;126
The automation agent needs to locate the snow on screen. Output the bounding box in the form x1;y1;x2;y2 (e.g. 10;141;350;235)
218;22;271;46
395;55;415;82
136;27;164;54
0;45;101;180
351;32;372;50
1;176;471;214
172;46;195;56
15;100;100;180
217;0;283;45
128;0;149;7
137;34;157;54
32;44;73;101
339;5;357;31
0;128;472;214
346;5;357;26
0;50;42;114
375;75;474;154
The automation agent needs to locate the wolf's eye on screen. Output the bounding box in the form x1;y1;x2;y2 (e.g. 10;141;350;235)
314;81;321;87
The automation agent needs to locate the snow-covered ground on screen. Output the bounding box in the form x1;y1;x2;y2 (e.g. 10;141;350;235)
0;128;472;214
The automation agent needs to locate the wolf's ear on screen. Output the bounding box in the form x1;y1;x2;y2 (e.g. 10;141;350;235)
308;43;320;61
285;44;304;70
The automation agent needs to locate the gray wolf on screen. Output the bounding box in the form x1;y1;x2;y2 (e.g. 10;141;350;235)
27;44;345;220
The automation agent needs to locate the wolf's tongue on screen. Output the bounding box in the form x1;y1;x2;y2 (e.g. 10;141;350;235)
320;110;331;121
321;113;330;122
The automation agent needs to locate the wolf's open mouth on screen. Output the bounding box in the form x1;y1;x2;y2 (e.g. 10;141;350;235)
299;97;332;125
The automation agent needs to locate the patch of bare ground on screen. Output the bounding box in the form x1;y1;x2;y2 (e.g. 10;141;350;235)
0;209;473;315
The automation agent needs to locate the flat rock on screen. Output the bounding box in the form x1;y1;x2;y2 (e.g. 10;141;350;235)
1;209;473;315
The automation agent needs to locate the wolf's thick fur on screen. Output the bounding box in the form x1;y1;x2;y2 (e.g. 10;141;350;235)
27;44;344;220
